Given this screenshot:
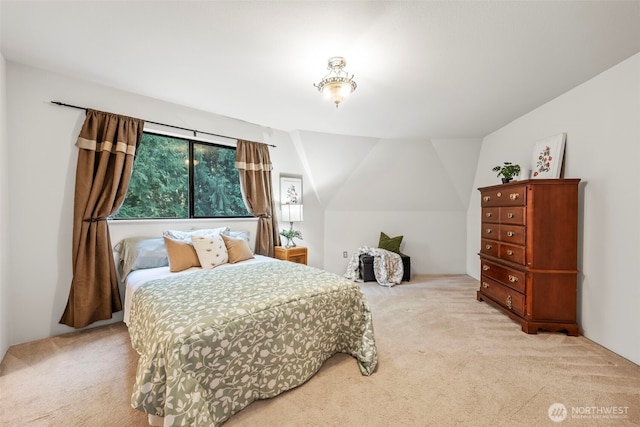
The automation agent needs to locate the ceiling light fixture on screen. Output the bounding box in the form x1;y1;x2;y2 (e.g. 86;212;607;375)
313;56;357;108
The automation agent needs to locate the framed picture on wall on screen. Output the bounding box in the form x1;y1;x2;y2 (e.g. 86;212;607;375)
531;133;566;179
280;174;303;205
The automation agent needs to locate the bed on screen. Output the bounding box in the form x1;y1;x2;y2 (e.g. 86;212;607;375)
118;233;377;426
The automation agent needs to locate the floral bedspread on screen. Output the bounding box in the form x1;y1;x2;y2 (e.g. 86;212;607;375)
128;261;377;426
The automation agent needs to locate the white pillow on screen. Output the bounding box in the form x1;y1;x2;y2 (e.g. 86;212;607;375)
163;227;229;243
191;234;228;269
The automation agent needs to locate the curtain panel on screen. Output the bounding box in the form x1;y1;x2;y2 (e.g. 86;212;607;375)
60;109;144;328
235;140;280;257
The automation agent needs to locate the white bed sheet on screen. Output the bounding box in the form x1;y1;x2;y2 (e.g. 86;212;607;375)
123;255;277;325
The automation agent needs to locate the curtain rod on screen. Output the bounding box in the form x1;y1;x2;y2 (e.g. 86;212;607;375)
50;101;276;147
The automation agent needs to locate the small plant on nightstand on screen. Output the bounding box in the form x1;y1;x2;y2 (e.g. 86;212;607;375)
280;228;303;248
492;162;521;183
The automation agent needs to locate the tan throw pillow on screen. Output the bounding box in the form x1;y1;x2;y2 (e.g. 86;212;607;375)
221;234;254;263
191;234;228;269
163;236;200;272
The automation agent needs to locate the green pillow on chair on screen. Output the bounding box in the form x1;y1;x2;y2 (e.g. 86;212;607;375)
378;232;403;254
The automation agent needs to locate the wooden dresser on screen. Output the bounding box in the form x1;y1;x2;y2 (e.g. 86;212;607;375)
477;179;580;336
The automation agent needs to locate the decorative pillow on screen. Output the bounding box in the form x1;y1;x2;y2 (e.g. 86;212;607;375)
221;234;254;263
114;237;168;278
222;229;253;253
162;227;229;243
378;232;403;254
163;236;201;272
222;229;250;243
191;234;228;269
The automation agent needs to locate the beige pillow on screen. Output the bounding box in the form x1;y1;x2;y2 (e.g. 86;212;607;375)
163;236;200;272
191;234;228;269
221;234;254;263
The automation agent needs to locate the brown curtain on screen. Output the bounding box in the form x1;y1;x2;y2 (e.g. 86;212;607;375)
60;109;144;328
235;140;280;256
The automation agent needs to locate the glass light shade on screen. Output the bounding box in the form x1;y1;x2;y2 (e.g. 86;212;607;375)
323;81;354;105
281;204;303;222
314;56;357;107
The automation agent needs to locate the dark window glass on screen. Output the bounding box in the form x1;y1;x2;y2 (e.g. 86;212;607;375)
114;132;250;219
193;142;250;217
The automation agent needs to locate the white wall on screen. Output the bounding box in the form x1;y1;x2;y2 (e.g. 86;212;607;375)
325;210;468;275
4;63;322;346
0;53;10;359
467;53;640;365
315;135;482;275
268;129;325;269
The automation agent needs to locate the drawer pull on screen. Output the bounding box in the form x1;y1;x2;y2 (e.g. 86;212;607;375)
497;192;502;197
485;244;492;250
506;231;514;237
482;282;490;289
509;193;519;200
506;250;514;256
485;212;492;218
508;275;518;283
486;228;492;234
482;265;490;271
483;196;490;202
507;212;514;218
506;295;513;309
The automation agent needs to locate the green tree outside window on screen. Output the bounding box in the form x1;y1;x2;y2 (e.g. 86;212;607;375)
114;133;250;219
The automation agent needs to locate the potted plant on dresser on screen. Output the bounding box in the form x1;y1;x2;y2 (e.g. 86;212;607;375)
492;162;521;183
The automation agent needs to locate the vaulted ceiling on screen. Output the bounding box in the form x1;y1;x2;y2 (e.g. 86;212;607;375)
1;1;639;140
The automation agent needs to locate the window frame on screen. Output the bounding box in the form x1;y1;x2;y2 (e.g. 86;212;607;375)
113;130;252;220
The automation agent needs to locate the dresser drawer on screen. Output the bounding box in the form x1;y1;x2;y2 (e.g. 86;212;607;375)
480;276;525;316
500;186;526;206
482;207;500;223
500;206;526;225
500;243;525;265
480;186;526;207
500;225;525;245
480;259;525;293
480;190;502;207
480;239;499;257
481;223;498;239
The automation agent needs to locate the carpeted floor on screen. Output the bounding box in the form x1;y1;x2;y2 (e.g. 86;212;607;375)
1;275;639;426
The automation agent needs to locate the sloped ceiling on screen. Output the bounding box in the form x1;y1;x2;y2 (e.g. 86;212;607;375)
292;131;482;210
328;139;465;210
1;1;639;140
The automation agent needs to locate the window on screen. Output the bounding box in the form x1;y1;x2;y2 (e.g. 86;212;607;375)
114;132;251;219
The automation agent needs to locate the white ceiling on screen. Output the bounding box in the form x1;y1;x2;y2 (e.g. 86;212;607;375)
1;1;639;140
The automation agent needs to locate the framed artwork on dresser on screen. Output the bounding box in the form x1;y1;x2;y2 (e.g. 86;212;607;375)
531;133;566;179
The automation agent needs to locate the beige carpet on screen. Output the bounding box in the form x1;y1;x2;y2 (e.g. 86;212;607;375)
1;275;639;426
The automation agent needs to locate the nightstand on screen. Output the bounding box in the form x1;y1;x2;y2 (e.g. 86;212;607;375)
274;246;308;265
